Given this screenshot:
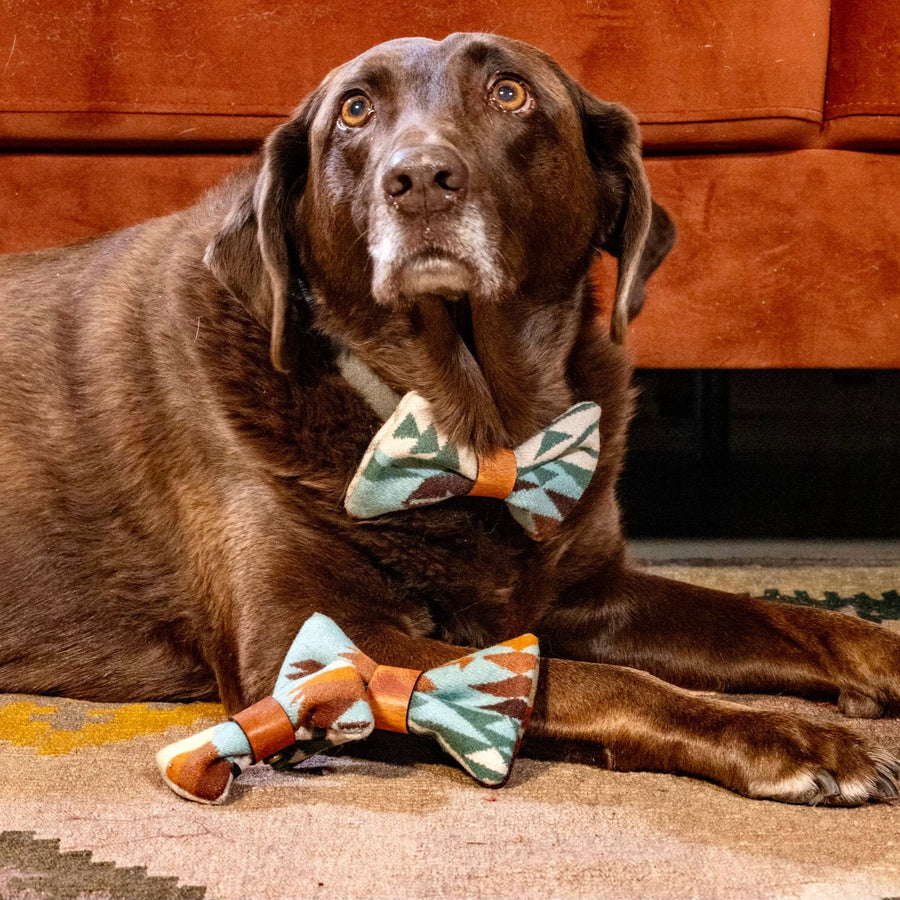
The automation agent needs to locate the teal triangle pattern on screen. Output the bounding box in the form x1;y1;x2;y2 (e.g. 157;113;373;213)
411;424;440;455
394;412;421;440
408;634;540;786
530;466;557;487
536;428;570;458
159;614;540;802
345;391;601;540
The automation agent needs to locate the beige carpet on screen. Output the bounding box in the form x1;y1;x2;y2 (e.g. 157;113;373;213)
1;565;899;900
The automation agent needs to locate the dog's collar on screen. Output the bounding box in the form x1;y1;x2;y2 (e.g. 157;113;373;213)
293;275;398;419
335;347;401;422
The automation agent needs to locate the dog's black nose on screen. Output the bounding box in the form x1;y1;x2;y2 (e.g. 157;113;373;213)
382;144;469;214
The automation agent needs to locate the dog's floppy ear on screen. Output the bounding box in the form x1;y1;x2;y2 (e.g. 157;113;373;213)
204;95;319;372
575;89;676;342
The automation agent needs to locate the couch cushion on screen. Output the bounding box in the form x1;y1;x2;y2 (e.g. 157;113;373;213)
0;154;244;253
0;0;829;152
823;0;900;149
628;150;900;367
3;150;898;368
577;0;830;151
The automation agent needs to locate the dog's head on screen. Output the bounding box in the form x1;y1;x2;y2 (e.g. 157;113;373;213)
207;34;674;449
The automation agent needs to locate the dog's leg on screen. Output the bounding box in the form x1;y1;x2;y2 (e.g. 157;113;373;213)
351;624;900;805
540;566;900;719
223;616;898;805
529;656;899;805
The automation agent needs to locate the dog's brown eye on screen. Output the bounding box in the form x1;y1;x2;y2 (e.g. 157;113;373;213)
489;78;530;113
340;94;374;128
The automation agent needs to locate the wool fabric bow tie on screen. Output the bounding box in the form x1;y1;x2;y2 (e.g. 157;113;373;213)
345;392;601;540
157;613;539;804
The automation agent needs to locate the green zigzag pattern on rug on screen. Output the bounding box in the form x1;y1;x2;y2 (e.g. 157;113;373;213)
0;831;205;899
764;589;900;623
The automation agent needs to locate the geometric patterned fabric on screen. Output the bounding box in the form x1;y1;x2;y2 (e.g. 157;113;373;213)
156;614;374;804
345;392;601;540
406;633;540;786
157;614;539;803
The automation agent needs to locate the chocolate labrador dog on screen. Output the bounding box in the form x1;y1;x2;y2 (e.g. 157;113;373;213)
1;33;898;805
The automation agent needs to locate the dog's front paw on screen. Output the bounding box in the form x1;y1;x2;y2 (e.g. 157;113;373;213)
727;710;899;806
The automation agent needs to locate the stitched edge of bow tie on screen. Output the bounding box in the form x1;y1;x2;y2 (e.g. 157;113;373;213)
157;614;540;803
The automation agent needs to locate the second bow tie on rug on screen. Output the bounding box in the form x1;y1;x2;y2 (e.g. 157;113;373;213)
158;614;539;803
345;392;601;540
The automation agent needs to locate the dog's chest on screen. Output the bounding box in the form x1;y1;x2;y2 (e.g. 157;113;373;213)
289;376;553;644
346;500;547;645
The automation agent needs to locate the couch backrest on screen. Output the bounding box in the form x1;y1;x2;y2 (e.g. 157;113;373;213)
1;0;896;153
2;0;898;367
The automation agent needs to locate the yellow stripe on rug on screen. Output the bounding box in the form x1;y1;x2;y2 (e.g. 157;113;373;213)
0;698;224;755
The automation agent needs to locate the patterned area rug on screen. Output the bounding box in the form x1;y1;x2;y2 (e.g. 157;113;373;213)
1;565;899;900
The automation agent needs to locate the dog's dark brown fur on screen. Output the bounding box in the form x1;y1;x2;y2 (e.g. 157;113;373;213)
2;34;899;805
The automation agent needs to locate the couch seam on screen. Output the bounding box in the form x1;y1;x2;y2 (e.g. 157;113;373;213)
825;103;900;114
820;0;835;133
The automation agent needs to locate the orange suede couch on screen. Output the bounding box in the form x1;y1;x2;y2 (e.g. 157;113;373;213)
1;0;898;368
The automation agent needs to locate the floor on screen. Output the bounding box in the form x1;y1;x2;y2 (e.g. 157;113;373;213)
630;538;900;566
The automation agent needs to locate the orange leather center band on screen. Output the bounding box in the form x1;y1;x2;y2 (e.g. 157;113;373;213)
469;448;517;499
230;695;296;763
367;665;422;733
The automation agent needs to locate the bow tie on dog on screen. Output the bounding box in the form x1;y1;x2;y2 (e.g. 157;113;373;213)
158;613;539;803
345;392;602;540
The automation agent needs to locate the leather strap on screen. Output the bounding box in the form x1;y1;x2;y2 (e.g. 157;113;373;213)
469;448;517;499
367;665;421;733
230;695;296;763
